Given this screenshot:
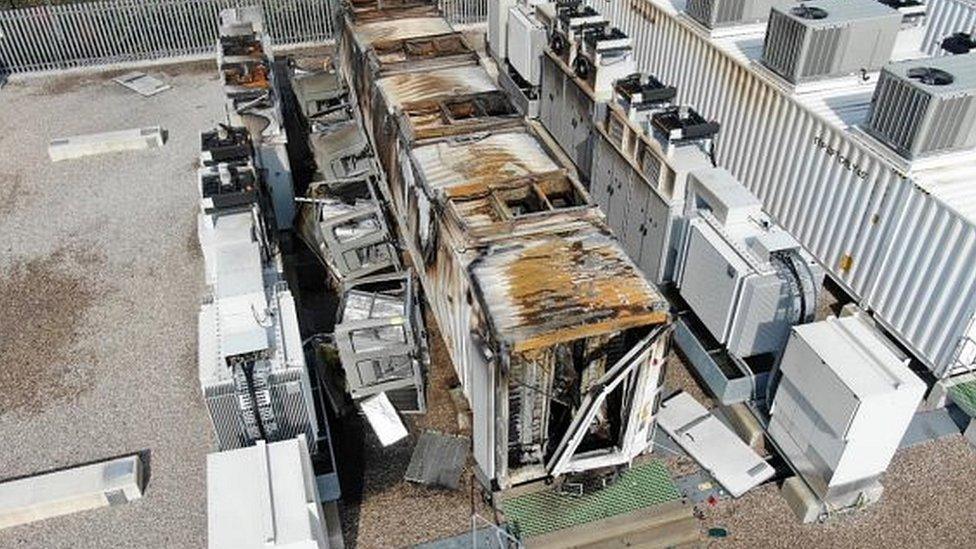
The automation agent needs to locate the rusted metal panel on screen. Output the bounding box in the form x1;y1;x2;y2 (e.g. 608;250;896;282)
396;90;524;143
377;65;500;111
470;229;669;352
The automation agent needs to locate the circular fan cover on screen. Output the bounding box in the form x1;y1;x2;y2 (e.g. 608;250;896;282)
907;67;955;86
791;6;828;19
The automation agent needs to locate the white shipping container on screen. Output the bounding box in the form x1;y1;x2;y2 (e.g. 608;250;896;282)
584;0;976;376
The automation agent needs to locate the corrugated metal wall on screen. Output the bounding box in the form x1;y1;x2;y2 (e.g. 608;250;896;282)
588;0;976;376
0;0;336;74
0;0;488;75
922;0;976;56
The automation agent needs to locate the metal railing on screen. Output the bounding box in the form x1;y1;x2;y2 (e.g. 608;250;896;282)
0;0;487;75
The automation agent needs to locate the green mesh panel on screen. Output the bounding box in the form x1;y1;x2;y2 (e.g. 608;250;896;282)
949;380;976;418
499;460;682;539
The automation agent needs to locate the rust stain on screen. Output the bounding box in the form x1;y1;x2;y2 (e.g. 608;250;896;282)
485;233;669;351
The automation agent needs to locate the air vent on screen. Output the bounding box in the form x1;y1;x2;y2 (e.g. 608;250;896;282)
865;53;976;158
686;0;794;29
761;0;901;84
614;73;677;110
651;106;721;143
943;32;976;55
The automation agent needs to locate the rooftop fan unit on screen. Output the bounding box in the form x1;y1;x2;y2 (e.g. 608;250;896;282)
685;0;793;29
761;0;901;84
865;53;976;158
942;32;976;55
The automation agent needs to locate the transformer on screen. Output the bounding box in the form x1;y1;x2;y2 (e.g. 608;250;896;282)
768;309;925;512
334;271;428;412
197;208;319;453
761;0;901;84
865;53;976;159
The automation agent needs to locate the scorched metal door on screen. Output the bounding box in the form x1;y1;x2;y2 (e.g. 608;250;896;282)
545;325;667;477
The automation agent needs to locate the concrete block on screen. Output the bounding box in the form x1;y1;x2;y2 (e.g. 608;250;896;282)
720;402;765;450
964;419;976;449
48;126;165;161
780;476;822;524
0;454;144;530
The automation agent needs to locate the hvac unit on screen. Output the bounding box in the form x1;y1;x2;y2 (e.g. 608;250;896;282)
686;0;793;29
675;168;823;362
942;32;976;55
198;161;259;213
864;53;976;159
876;0;927;29
574;26;636;99
613;73;677;124
761;0;901;84
507;4;548;86
768;309;925;514
488;0;518;61
550;4;608;69
334;271;428;413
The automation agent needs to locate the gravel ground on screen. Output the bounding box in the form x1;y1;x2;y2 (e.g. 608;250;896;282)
696;436;976;548
0;63;224;548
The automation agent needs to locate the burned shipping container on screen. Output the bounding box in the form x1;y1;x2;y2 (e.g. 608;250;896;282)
340;9;477;122
339;5;672;489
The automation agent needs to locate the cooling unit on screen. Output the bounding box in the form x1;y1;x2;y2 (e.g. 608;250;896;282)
200;125;252;166
198;161;259;213
675;168;823;361
864;53;976;159
613;73;677;124
686;0;793;29
761;0;901;84
650;106;721;144
550;4;607;68
574;26;635;98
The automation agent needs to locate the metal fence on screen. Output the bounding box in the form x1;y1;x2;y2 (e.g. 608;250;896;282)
0;0;488;75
